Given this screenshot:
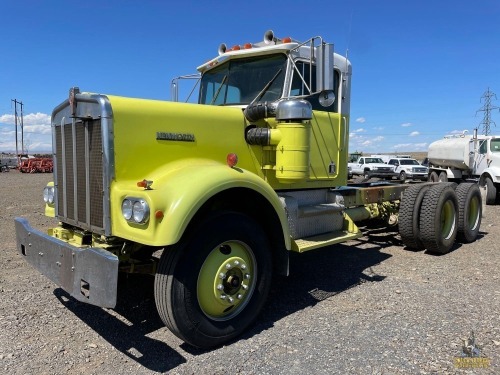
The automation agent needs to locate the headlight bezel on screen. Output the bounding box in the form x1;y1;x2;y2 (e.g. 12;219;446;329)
121;197;150;224
43;185;55;204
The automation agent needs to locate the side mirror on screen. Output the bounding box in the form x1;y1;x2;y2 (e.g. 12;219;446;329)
316;43;335;107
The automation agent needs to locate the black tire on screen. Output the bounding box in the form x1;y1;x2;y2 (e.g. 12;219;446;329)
363;170;370;180
399;183;432;250
438;171;448;182
484;177;497;205
429;171;439;182
399;171;406;182
419;184;458;254
455;183;482;243
154;211;272;348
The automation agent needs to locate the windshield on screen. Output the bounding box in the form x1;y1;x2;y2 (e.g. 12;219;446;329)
199;54;287;105
400;159;420;165
365;158;384;164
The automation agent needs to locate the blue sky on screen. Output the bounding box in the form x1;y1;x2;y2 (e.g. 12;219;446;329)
1;0;499;154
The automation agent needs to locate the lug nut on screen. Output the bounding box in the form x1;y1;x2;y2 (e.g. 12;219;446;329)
219;272;226;279
217;284;224;291
233;260;240;266
244;273;251;279
225;263;232;269
241;264;247;270
241;284;248;290
237;294;243;299
220;294;227;300
228;297;234;303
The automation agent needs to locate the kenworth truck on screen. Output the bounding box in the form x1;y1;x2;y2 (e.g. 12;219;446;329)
15;31;483;349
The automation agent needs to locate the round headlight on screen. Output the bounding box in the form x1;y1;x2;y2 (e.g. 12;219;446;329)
132;200;149;224
43;186;55;204
122;199;133;220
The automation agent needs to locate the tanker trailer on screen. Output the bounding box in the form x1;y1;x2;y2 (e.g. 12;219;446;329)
427;133;500;204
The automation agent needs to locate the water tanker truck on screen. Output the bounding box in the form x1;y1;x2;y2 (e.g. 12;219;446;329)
14;30;483;348
427;131;500;204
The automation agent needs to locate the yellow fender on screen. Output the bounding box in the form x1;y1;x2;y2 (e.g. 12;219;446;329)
110;159;291;249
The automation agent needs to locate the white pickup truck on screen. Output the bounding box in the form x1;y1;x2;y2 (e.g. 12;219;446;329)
348;156;395;179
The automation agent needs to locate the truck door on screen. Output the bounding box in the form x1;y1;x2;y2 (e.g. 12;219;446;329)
472;139;488;176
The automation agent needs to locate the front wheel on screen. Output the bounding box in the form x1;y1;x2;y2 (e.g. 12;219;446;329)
154;212;272;348
399;171;407;182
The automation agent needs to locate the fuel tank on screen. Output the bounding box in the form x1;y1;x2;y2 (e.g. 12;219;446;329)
428;136;471;170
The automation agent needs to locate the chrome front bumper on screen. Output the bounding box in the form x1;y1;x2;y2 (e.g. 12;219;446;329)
15;217;118;308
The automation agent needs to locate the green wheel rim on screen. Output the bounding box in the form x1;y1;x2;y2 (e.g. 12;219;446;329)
197;241;256;321
467;195;480;230
441;200;456;240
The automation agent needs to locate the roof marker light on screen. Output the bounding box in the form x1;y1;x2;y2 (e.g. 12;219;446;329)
243;43;252;49
282;37;292;43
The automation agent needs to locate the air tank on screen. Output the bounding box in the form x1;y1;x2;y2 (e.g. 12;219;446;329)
428;136;472;170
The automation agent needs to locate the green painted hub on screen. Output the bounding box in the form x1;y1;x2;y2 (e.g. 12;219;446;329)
468;196;480;230
441;200;456;240
197;240;256;321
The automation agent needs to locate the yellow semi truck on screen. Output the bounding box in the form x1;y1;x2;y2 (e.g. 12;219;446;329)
15;31;482;348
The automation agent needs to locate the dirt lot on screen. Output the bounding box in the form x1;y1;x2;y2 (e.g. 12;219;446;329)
1;171;499;374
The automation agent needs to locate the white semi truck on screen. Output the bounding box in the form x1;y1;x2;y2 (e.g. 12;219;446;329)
427;131;500;204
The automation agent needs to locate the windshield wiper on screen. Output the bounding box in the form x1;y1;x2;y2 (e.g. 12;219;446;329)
250;69;282;104
210;75;228;105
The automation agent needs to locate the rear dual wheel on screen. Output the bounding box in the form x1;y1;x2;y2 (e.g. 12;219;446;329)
154;212;272;349
455;183;482;243
419;184;458;254
399;183;432;250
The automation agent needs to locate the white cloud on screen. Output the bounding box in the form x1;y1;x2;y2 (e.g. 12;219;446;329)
401;122;412;127
410;131;420;136
392;142;428;151
373;126;384;131
373;136;384;141
414;143;428;149
393;143;412;150
354;128;365;133
25;124;52;135
356;117;366;123
448;129;470;136
0;112;52;153
361;140;372;146
23;113;51;126
0;114;15;124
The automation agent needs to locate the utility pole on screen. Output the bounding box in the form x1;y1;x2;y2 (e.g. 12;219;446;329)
20;101;24;154
11;99;24;166
476;88;499;136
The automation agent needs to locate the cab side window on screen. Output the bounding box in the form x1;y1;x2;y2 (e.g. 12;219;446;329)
290;61;340;112
479;140;487;154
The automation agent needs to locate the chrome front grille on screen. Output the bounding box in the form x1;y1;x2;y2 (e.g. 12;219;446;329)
54;119;105;233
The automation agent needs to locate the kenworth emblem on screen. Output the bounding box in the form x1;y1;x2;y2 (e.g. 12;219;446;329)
156;132;195;142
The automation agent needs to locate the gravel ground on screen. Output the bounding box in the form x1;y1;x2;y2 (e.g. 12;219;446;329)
1;170;498;374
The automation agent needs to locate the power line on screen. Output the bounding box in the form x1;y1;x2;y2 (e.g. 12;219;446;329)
476;88;499;136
